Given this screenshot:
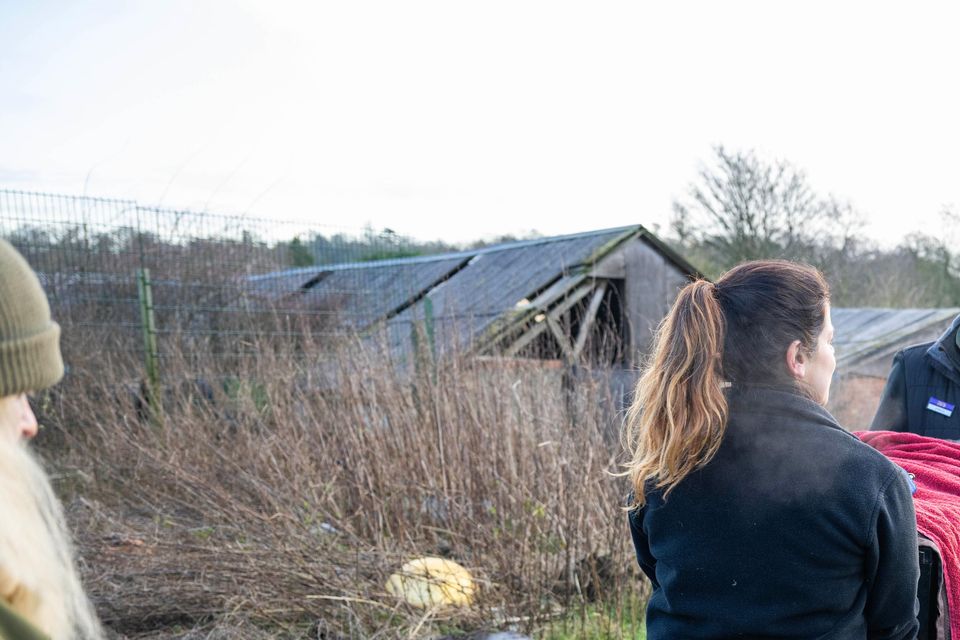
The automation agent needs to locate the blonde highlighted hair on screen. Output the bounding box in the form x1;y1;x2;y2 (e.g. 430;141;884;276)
622;261;829;509
0;438;104;639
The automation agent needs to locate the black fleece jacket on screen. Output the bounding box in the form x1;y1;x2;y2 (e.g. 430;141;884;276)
629;385;919;640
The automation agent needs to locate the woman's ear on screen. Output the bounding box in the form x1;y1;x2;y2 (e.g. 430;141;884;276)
786;339;806;379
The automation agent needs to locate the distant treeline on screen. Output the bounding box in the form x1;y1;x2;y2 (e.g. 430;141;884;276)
290;228;543;266
6;223;542;280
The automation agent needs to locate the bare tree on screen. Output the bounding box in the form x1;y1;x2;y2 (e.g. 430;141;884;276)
672;146;861;272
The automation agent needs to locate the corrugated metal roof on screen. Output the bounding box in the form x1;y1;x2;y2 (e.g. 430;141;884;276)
246;224;700;360
245;257;469;328
307;257;469;329
248;225;645;277
249;226;646;331
383;228;637;355
833;307;960;378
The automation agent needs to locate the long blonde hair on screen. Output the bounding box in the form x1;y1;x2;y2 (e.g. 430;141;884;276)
622;261;829;508
0;438;104;639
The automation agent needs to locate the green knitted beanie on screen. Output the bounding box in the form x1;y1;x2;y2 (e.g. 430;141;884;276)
0;239;63;396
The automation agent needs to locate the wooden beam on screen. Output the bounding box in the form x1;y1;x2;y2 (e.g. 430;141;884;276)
472;274;587;355
503;315;550;357
546;315;575;360
502;282;596;356
529;274;587;309
572;281;607;361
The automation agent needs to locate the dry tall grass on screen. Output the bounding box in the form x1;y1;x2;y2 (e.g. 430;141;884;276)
35;325;645;639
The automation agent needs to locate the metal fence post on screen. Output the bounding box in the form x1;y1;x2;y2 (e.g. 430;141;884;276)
136;267;161;423
423;295;437;366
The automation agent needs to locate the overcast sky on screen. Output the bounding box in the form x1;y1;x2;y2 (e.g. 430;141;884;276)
2;1;959;245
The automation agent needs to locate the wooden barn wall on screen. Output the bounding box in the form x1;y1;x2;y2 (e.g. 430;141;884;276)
618;238;690;366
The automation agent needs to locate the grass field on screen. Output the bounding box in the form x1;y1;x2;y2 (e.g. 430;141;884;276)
541;598;646;640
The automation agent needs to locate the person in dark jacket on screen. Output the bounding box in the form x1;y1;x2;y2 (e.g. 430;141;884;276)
871;314;960;439
622;260;919;640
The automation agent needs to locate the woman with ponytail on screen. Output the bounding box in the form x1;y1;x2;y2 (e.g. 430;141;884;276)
623;260;919;639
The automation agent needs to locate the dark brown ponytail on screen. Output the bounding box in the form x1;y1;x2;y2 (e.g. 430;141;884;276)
622;261;830;508
622;279;727;508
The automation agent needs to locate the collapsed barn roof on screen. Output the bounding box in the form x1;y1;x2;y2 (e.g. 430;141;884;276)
249;225;699;365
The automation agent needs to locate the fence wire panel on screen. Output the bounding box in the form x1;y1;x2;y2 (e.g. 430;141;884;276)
0;189;433;386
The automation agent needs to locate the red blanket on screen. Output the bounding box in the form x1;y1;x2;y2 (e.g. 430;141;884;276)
857;430;960;637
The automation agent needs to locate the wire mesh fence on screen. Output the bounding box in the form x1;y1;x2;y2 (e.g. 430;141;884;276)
2;192;646;638
0;189;448;389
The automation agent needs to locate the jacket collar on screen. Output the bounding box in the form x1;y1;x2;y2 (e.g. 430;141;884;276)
726;383;848;435
925;314;960;385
